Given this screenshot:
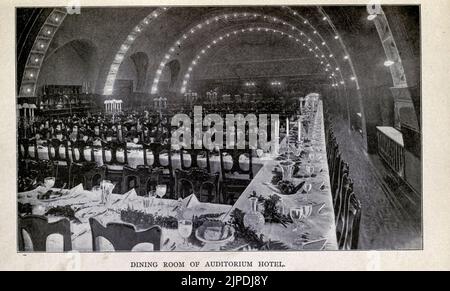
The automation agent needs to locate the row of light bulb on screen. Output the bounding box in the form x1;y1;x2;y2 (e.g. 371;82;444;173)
153;10;344;94
180;27;349;93
104;7;169;95
23;11;64;95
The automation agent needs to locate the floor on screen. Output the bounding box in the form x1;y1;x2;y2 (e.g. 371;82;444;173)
331;115;422;250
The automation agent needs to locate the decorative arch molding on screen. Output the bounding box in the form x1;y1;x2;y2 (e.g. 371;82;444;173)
19;8;68;97
281;6;351;88
151;11;346;94
368;7;408;88
367;6;418;130
314;6;360;89
179;26;339;94
38;38;99;92
102;7;169;95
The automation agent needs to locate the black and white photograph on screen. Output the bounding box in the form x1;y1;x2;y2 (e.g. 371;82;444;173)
15;4;423;255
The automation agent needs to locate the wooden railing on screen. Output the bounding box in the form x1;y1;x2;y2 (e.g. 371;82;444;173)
377;126;405;178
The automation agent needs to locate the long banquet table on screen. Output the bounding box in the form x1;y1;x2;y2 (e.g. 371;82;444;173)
18;101;338;252
26;142;268;176
222;102;338;250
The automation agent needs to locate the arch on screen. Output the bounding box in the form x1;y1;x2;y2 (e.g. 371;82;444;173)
102;7;170;95
367;6;419;129
18;7;172;97
151;11;346;94
19;8;67;97
37;39;99;92
179;26;337;94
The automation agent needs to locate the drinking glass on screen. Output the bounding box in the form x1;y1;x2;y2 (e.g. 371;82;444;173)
148;189;156;207
44;177;55;190
156;184;167;198
290;205;313;246
305;165;315;178
303;182;313;202
308;152;316;162
290;208;305;232
178;219;193;247
100;180;114;209
143;194;151;213
279;161;295;181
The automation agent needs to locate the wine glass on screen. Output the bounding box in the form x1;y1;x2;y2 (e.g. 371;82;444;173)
305;165;315;178
303;182;313;202
290;207;305;232
308;152;316;162
147;189;156;207
143;193;151;213
100;180;114;210
44;177;55;190
290;205;313;246
156;184;167;198
178;219;193;248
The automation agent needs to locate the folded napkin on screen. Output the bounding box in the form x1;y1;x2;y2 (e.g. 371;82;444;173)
68;184;84;196
181;194;200;209
124;188;138;201
109;188;137;210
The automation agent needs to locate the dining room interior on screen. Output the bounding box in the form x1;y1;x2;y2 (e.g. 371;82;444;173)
16;5;422;252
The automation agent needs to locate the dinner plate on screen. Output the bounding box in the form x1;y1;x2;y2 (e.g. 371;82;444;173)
36;190;69;202
195;225;235;245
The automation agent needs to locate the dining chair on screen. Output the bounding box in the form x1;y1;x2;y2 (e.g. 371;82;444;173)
101;141;128;193
70;140;95;164
89;218;162;251
175;168;221;203
101;141;128;166
121;165;163;196
18;138;36;162
143;142;174;198
330;156;345;195
337;189;362;250
27;159;57;185
179;148;211;173
70;163;106;190
47;139;71;165
18;215;72;252
334;175;361;250
219;148;253;205
47;139;72;187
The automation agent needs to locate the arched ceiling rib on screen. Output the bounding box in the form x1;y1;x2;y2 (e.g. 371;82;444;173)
18;5;411;101
19;8;67;97
178;26;340;93
151;10;346;94
102;7;169;95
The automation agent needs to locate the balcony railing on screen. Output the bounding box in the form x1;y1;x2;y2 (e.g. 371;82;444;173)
377;126;405;178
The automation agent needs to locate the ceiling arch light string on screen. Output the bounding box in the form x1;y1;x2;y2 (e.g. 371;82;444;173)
316;6;367;145
179;26;337;94
281;6;348;88
281;6;355;134
102;7;169;95
315;6;360;88
150;11;343;94
19;8;68;97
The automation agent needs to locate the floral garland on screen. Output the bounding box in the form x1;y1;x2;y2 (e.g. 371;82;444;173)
249;191;293;228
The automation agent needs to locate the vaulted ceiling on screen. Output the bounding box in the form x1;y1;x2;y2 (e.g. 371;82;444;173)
16;6;420;97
